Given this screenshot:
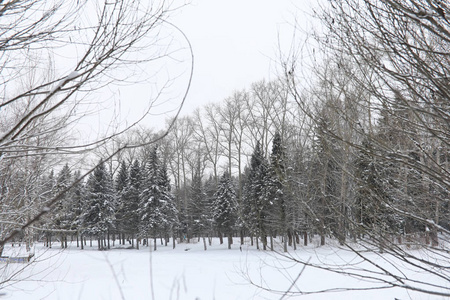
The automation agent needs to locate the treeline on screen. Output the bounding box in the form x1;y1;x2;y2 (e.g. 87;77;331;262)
2;74;448;254
30;131;295;252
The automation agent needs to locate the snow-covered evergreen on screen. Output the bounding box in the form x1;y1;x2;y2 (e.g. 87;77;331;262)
82;161;116;249
114;162;129;236
212;171;236;248
188;168;210;239
242;141;271;249
121;160;142;247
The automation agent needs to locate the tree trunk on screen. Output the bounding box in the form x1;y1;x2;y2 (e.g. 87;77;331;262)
227;234;232;250
219;231;223;244
173;234;176;249
288;229;293;246
293;233;297;250
270;235;273;251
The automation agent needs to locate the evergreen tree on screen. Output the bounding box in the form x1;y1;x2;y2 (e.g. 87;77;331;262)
139;146;164;247
122;159;142;248
311;113;342;245
68;170;86;248
354;139;398;240
266;132;288;251
82;161;116;250
188;166;210;240
242;141;270;250
53;164;72;248
212;171;237;249
39;170;56;246
114;161;129;237
159;162;179;248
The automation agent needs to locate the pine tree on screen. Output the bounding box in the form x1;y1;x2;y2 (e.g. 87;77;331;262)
212;171;237;249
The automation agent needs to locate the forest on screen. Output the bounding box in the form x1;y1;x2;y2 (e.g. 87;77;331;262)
6;72;446;254
0;0;449;297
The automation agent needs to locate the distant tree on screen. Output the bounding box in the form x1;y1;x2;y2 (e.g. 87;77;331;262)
353;138;399;245
83;161;116;250
53;164;72;248
188;160;210;246
212;171;237;249
266;132;289;251
310;112;341;246
242;141;270;250
159;161;179;249
122;160;142;248
68;170;86;248
139;146;164;249
114;162;129;240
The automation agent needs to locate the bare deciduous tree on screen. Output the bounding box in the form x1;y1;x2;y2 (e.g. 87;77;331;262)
0;0;193;261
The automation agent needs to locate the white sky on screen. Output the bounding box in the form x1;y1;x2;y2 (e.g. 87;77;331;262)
75;0;314;138
166;0;311;117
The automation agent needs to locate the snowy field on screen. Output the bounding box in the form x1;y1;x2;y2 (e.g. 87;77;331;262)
0;237;447;300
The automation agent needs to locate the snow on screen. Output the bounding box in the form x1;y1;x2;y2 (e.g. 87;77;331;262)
0;237;447;300
49;71;79;94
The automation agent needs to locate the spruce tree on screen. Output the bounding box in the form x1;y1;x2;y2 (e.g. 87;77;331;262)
114;162;129;239
54;164;72;248
242;141;270;250
212;171;237;249
159;162;179;248
353;138;402;248
83;161;116;250
188;168;210;241
69;170;86;248
267;132;288;251
122;159;142;248
139;146;164;248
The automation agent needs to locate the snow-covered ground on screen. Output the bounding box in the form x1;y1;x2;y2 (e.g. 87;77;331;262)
0;237;447;300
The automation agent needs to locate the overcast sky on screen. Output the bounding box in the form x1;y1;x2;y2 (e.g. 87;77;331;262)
85;1;314;135
168;0;311;116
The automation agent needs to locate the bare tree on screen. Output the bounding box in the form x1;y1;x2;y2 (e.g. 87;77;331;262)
0;0;193;281
279;0;450;297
